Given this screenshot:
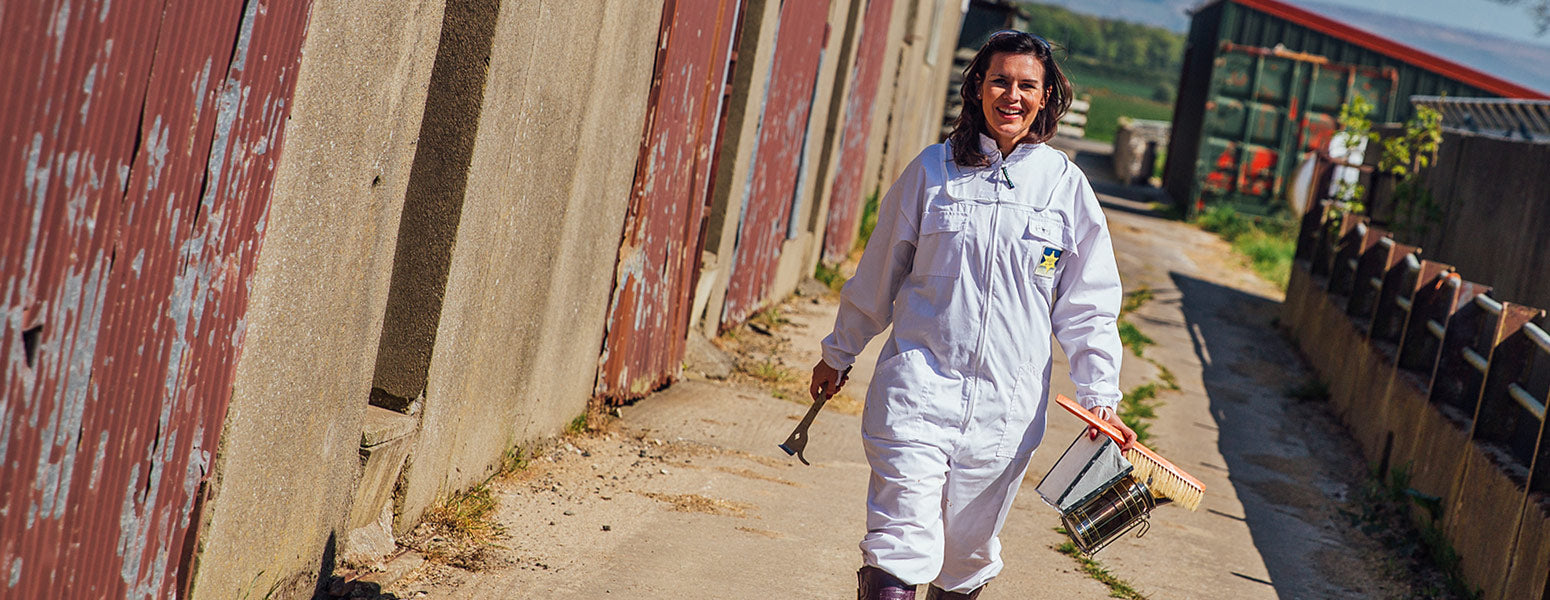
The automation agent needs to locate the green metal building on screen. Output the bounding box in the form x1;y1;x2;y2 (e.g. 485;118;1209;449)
1163;0;1550;215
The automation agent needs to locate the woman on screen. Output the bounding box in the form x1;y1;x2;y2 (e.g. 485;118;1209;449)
809;31;1136;600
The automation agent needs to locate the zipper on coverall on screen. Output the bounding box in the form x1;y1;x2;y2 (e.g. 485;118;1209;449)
963;155;1010;434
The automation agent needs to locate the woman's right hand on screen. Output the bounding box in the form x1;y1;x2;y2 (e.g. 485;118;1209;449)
809;360;849;401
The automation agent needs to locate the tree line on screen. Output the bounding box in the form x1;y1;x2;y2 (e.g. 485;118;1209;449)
1019;2;1185;84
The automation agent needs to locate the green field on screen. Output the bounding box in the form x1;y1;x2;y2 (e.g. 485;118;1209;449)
1080;88;1174;143
1061;62;1176;143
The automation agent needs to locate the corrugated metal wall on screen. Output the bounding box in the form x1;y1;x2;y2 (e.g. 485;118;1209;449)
596;0;742;401
0;0;312;596
822;0;895;263
722;0;832;327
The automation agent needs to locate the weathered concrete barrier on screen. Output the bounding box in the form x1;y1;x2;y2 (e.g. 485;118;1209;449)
1283;204;1550;600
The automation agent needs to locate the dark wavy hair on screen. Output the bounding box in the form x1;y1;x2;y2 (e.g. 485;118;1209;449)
946;30;1073;168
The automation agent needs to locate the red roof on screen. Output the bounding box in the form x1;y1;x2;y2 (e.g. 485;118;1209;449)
1213;0;1550;99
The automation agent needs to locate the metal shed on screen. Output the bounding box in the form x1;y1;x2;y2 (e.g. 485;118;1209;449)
1163;0;1550;215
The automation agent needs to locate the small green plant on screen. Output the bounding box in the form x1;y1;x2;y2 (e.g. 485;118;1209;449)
565;413;590;435
1333;95;1375;213
1152;361;1180;391
741;359;797;384
1192;205;1295;288
423;483;502;541
1120;286;1154;315
1284;378;1330;403
1381;104;1445;236
1054;528;1150;599
1117;320;1154;357
497;445;532;478
751;307;792;331
1120;383;1160;444
813;262;847;292
855;189;881;250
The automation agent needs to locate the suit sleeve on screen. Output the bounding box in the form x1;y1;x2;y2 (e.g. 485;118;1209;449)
1051;171;1124;411
819;154;928;371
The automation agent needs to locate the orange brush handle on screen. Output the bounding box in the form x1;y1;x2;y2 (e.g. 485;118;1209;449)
1053;395;1205;491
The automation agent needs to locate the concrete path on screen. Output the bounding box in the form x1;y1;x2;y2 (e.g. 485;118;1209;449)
377;144;1422;599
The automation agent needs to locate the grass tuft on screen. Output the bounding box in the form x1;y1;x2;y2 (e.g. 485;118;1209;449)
1193;205;1295;289
1117;320;1154;357
856;189;881;250
1121;286;1154;315
741;359;798;384
1053;528;1150;599
1284;378;1330;403
1120;383;1160;445
814;262;847;293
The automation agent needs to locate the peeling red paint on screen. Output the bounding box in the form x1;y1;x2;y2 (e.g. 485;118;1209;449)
0;0;313;595
722;0;831;328
596;0;741;403
822;0;894;263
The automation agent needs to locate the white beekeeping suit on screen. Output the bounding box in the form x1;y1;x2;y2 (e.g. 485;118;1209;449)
820;134;1124;592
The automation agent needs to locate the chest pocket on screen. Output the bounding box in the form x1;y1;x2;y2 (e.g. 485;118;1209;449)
1024;215;1069;286
915;208;972;277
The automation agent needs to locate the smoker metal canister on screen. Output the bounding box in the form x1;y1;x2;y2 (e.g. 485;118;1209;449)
1061;472;1160;554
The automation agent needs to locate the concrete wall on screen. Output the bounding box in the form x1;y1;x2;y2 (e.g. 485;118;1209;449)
189;0;446;597
394;0;664;530
877;0;964;188
1282;253;1550;600
180;1;966;594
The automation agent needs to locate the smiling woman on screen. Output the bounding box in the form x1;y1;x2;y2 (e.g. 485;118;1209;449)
810;28;1131;600
946;30;1073;167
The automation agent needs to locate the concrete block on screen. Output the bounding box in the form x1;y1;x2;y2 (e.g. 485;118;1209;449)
348;407;417;531
1505;496;1550;600
1445;444;1527;600
395;0;664;532
189;0;445;596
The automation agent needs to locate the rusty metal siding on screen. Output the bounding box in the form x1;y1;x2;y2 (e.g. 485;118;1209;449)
721;0;831;327
0;0;313;596
822;0;895;263
596;0;742;402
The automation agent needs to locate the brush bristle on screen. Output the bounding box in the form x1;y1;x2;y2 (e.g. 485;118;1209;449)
1125;448;1204;511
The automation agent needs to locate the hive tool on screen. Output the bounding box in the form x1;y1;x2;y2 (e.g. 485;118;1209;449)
778;367;850;465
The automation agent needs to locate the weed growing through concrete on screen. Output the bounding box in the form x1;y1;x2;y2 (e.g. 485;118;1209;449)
1117;321;1154;357
1053;528;1150;599
814;262;847;293
1120;383;1159;445
1283;378;1330;403
1337;465;1482;599
1121;287;1155;314
751;306;792;331
741;359;798;384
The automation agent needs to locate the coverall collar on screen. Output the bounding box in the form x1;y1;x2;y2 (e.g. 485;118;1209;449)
977;133;1041;163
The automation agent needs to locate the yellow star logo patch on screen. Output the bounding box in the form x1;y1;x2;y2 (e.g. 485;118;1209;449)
1035;247;1063;278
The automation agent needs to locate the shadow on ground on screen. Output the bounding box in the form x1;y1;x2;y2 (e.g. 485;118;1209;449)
1170;270;1395;599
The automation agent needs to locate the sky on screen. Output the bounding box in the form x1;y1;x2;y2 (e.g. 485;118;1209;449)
1027;0;1550;48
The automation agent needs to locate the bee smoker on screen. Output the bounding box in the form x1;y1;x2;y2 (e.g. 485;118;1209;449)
1035;431;1166;554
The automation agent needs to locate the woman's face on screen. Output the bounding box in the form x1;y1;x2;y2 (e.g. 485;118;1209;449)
978;51;1046;154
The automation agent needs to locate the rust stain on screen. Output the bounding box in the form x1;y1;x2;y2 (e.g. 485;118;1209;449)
0;0;314;595
722;0;831;328
823;0;894;263
596;0;742;403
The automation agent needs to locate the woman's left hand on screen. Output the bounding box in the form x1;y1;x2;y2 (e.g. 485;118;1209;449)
1089;406;1137;451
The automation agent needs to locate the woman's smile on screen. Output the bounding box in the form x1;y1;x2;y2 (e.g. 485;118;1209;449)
978;52;1046;155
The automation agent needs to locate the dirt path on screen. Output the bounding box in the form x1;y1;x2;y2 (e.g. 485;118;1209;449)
370;146;1433;599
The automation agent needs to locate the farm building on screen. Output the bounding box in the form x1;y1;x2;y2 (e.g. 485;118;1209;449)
1163;0;1550;215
